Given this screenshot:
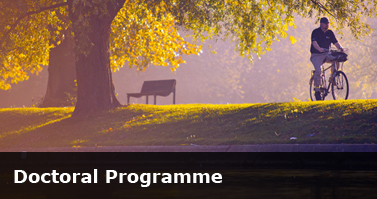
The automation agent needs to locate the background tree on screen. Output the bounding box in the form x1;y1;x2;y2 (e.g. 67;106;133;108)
39;35;76;107
0;0;66;90
39;3;76;107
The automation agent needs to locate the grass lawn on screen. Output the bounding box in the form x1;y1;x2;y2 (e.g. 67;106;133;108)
1;99;377;148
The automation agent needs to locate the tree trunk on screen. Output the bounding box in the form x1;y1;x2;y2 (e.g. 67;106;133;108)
70;1;123;116
39;36;76;107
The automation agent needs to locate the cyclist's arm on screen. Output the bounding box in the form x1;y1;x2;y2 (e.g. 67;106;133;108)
331;30;343;51
334;42;343;51
312;41;325;52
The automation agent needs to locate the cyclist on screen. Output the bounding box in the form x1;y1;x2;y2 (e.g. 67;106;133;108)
310;17;344;100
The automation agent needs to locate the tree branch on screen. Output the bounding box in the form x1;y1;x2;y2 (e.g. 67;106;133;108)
310;0;335;18
0;2;69;49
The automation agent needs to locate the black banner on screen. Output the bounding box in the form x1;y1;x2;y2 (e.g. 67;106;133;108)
1;153;377;198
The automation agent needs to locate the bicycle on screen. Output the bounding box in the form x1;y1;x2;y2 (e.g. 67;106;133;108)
309;48;349;101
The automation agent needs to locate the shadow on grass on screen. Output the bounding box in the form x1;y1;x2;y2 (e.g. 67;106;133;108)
91;103;377;146
0;108;145;148
1;101;377;148
0;109;72;134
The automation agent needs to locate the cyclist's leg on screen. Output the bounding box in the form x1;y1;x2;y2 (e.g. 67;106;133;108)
323;50;340;82
310;53;326;100
328;61;339;84
330;62;335;82
310;54;325;90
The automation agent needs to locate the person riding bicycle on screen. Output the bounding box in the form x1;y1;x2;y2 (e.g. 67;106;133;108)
310;17;344;100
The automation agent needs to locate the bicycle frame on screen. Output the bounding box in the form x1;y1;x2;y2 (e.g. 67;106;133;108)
309;48;349;101
310;61;344;100
320;64;334;98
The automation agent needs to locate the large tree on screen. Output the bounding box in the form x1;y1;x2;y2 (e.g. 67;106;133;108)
1;0;200;110
1;0;376;116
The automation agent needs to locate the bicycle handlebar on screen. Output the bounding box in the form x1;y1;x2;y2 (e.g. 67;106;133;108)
322;48;347;54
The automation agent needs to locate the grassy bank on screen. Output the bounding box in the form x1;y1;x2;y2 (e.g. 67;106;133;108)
1;99;377;148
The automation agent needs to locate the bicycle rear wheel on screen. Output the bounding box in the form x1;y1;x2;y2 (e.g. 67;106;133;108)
309;76;315;101
332;71;349;100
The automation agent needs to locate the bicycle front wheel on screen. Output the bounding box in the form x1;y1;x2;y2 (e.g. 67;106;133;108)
332;71;349;100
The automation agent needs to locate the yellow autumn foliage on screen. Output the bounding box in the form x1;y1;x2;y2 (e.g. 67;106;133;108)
110;0;201;73
1;0;376;91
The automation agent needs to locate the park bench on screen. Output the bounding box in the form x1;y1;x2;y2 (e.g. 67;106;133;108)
127;79;176;105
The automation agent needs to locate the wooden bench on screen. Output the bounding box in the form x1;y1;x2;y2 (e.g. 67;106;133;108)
127;79;176;105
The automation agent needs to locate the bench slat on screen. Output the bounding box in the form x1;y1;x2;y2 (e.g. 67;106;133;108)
140;79;176;93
